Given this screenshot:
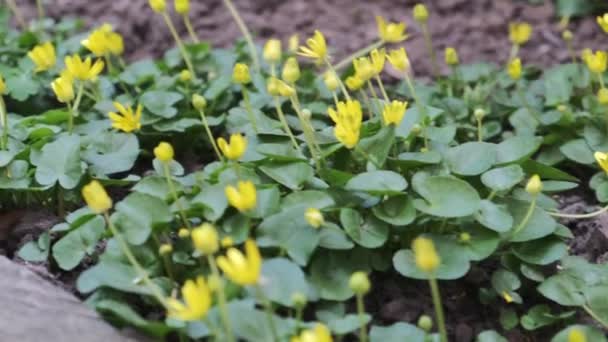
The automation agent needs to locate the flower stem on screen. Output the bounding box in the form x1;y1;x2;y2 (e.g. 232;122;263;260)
69;82;85;134
509;44;520;60
583;305;608;329
356;293;368;342
256;285;279;342
222;0;260;72
0;96;8;150
325;58;351;101
241;87;258;134
375;75;389;102
36;0;45;20
333;40;384;71
162;162;192;229
197;108;223;161
429;278;448;342
161;12;195;76
476;117;483;142
103;212;168;308
273;97;300;152
206;255;235;342
421;23;439;78
511;197;537;238
5;0;26;29
565;39;577;64
367;81;381;117
183;15;200;43
289;94;321;169
404;73;429;149
549;203;608;219
354;145;381;169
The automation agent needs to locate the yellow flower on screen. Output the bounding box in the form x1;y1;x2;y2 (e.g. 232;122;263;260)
288;34;299;52
595;151;608;174
353;57;375;82
225;181;257;212
583;50;608;74
282;57;301;84
191;223;219;255
267;77;294;97
345;75;364;91
525;174;542;195
298;30;327;64
382;100;408;126
108;102;142;133
28;42;56;72
509;22;532;45
349;271;370;295
167;276;211;321
598;14;608;33
568;328;587;342
502;291;514;303
175;0;190;15
149;0;166;13
154;141;174;162
82;24;124;57
370;48;386;75
82;180;113;214
413;4;429;23
328;100;362;149
107;31;124;56
51;75;75;103
221;236;234;248
412;237;440;273
292;324;333;342
216;239;262;285
64;55;105;81
263;39;282;64
376;16;407;43
444;47;459;66
387;48;410;72
599;88;608;105
0;74;5;94
217;134;247;160
305;208;324;228
507;58;522;80
322;71;339;92
232;63;251;84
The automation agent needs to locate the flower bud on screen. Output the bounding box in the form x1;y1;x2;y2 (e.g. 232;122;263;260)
174;0;189;15
411;124;422;135
263;39;282;64
508;58;522;80
562;29;573;41
502;291;514;303
288;34;299;53
474;108;486;121
208;274;222;292
412;237;440;273
221;236;234;248
413;4;429;23
291;292;308;309
301;109;312;120
232;63;251;84
444;47;459;66
154;141;174;162
305;208;324;228
557;104;568;112
267;77;281;96
192;94;207;110
148;0;166;13
525;174;542;195
568;328;587;342
599;88;608;105
459;232;471;243
349;271;371;295
179;69;192;82
282;57;301;84
178;228;190;238
159;243;173;255
417;315;433;332
82;180;113;214
324;71;340;92
191;223;219;255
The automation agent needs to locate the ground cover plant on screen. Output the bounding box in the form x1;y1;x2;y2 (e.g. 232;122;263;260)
3;0;608;341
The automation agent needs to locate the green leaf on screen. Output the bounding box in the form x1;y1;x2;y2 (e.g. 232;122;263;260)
372;195;416;226
327;314;371;335
191;184;228;221
394;151;442;168
259;161;314;190
119;59;161;85
393;236;470;280
140;90;183;118
512;237;568;265
358;125;395;166
345;170;407;195
499;308;519;330
544;65;573;106
491;269;521;295
52;215;105;270
559;139;595;164
340;208;389;248
481;165;525;192
281;190;335;211
475;200;513;232
521;159;578;182
413;175;481;218
369;323;425;342
6;72;39;101
551;325;606;342
114;192;172;245
445;142;496;176
17;232;50;262
96;299;171;337
132;176;170;200
309;250;369;300
495;136;542;165
461;226;500;261
318;223;355;250
507;200;557;242
476;330;508;342
34;134;84;189
520;305;560;331
83;132;140;176
258;258;315;307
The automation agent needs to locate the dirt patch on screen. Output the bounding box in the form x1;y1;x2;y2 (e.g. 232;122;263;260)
16;0;607;76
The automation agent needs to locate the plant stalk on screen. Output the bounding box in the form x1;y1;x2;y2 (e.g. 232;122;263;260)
429;278;448;342
161;12;195;76
222;0;260;71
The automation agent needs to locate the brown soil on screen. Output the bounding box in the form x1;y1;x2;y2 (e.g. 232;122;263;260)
16;0;607;76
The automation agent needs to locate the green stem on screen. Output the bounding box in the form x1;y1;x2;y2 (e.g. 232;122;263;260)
103;212;168;308
57;185;65;218
36;0;44;20
599;73;605;89
375;75;389;102
367;81;380;117
429;278;448;342
477;117;483;142
162;162;192;229
5;0;26;29
256;285;279;342
358;89;372;119
333;40;384;71
565;39;577;64
152;234;175;281
421;23;439;78
0;96;7;150
207;255;235;342
290;95;320;169
294;306;303;332
354;145;381;169
356;294;368;342
583;305;608;329
332;92;340;107
325;58;351;100
241;87;258;134
486;190;497;201
198;108;223;161
222;0;260;72
509;44;520;60
69;82;85;134
162;12;195;76
549;203;608;218
183;15;200;43
273;97;300;151
511;197;537;238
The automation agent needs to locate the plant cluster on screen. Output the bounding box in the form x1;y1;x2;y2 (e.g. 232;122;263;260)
4;1;608;341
